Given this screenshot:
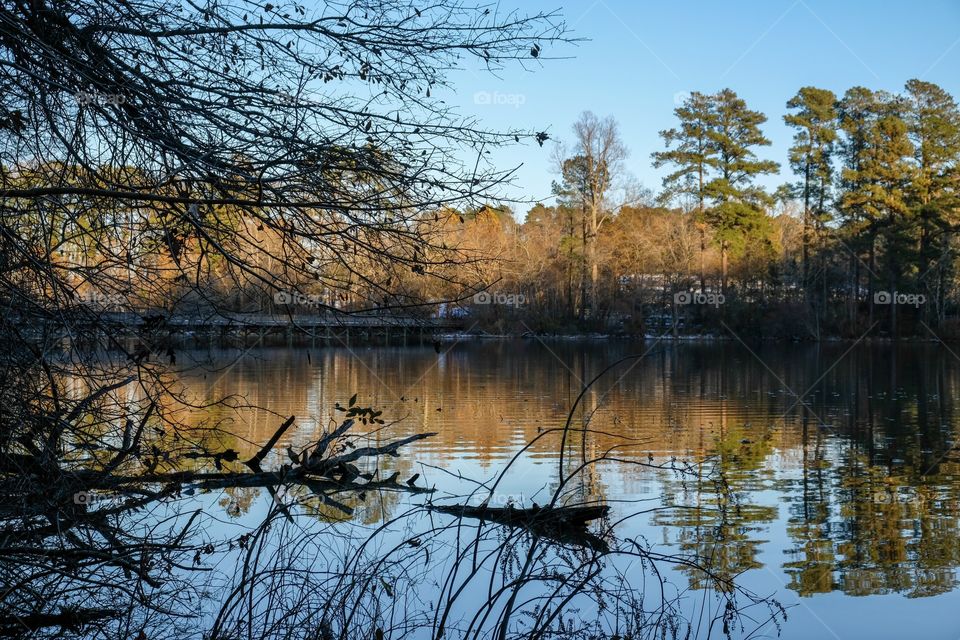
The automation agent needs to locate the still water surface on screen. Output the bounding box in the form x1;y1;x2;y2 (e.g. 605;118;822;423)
180;340;960;639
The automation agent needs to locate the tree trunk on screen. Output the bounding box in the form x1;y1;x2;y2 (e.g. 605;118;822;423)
802;162;810;300
850;251;859;330
890;273;898;339
589;203;600;321
578;210;587;322
720;241;728;295
817;183;827;327
868;238;875;328
919;214;930;327
699;226;706;292
698;172;706;293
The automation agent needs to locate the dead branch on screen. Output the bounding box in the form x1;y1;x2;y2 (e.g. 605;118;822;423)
244;415;297;472
428;504;610;553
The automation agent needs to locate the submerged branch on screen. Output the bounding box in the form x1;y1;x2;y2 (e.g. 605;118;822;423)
69;418;436;499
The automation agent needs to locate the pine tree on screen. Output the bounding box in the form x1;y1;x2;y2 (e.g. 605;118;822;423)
784;87;838;298
703;89;779;294
839;90;915;335
904;79;960;323
653;91;718;292
837;87;876;325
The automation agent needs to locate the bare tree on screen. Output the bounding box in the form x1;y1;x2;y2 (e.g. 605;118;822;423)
554;112;627;322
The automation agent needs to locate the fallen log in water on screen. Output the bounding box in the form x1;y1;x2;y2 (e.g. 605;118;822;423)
428;503;610;553
45;417;437;522
430;504;608;526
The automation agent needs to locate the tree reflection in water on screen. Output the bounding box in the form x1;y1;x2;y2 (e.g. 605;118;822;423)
1;347;788;639
6;340;960;637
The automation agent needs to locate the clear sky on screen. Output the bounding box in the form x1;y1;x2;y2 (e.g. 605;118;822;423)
442;0;960;213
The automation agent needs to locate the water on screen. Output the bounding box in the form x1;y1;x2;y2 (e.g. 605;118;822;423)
172;339;960;639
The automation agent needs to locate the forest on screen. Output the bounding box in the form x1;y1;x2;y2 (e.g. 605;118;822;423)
27;82;960;340
423;81;960;339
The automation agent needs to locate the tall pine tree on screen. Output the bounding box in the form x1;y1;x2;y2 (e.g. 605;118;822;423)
703;89;779;293
904;79;960;323
653;91;719;292
784;87;838;298
839;90;915;335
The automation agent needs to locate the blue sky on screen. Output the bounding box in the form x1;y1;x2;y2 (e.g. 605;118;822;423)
443;0;960;212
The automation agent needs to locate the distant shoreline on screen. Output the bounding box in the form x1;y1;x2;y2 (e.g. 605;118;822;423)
437;332;946;344
23;310;953;345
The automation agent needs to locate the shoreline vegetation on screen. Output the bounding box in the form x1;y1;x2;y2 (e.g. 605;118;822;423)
26;310;954;346
24;80;960;344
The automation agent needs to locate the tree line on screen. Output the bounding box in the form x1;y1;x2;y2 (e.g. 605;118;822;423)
48;80;953;341
450;80;960;339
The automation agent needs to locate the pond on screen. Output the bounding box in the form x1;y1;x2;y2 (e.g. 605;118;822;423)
156;339;960;639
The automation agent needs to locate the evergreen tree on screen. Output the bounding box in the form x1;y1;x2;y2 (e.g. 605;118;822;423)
703;89;779;293
904;79;960;323
784;87;838;296
837;86;878;325
839;90;915;335
653;91;718;291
